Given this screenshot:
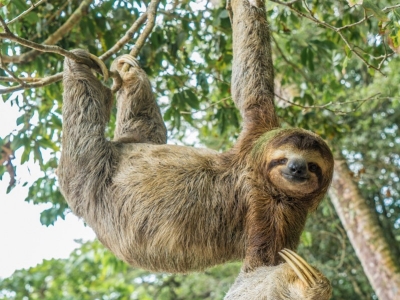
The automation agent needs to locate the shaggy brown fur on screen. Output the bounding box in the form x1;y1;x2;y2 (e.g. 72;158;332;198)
225;249;332;299
58;0;333;273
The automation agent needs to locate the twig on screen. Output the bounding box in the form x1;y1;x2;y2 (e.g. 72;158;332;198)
0;0;162;95
0;59;27;87
30;0;71;41
301;0;385;75
271;34;310;82
1;0;93;64
7;0;47;25
274;92;382;115
336;9;372;31
129;0;161;58
270;0;393;76
0;76;42;83
120;0;161;73
0;72;62;95
0;26;99;66
270;0;300;5
99;12;148;61
180;96;234;114
382;4;400;12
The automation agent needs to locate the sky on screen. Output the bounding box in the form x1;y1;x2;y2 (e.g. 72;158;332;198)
0;100;95;279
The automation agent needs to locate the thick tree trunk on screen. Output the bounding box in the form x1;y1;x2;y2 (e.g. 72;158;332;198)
329;159;400;300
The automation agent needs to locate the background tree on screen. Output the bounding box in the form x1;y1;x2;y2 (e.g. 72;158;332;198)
1;0;400;299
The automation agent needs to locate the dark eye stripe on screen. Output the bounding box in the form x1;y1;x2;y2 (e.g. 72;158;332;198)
308;163;323;185
267;158;287;171
308;163;320;173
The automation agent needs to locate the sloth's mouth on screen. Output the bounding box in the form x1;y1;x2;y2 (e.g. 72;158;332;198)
281;173;309;183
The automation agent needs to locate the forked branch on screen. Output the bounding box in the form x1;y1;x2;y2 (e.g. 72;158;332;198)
0;0;162;95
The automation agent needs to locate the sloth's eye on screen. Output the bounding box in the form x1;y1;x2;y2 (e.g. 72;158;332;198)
278;158;288;164
269;158;287;168
308;163;319;173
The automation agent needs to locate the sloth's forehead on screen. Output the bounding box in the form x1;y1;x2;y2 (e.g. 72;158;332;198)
268;147;322;162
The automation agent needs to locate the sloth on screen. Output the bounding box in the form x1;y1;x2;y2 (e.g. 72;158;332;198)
225;248;332;300
58;0;334;273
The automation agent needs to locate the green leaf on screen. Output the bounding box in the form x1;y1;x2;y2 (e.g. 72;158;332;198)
301;231;313;247
362;0;387;21
183;89;200;109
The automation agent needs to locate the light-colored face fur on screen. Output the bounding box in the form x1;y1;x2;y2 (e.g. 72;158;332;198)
266;145;327;197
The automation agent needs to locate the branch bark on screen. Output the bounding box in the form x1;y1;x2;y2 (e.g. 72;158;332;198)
329;159;400;300
1;0;93;64
0;0;161;95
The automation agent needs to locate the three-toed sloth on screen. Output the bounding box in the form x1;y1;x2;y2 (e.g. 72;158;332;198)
58;0;333;273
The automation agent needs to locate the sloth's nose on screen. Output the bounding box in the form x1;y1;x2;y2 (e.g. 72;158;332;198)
287;158;307;177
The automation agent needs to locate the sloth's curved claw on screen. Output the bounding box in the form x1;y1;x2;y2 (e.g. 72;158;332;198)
110;54;140;93
111;54;140;74
117;54;140;69
88;53;109;81
279;248;318;287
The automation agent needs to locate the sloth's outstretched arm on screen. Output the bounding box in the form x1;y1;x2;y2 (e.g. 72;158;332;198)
59;49;116;218
112;55;167;145
230;0;279;146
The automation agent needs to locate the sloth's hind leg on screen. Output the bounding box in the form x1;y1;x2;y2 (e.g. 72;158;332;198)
112;55;167;144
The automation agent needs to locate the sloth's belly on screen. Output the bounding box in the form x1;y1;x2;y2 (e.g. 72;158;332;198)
97;142;246;272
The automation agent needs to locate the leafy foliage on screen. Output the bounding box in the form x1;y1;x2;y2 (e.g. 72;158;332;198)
0;240;240;300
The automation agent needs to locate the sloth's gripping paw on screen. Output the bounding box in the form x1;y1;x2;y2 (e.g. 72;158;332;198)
111;54;140;74
87;53;109;81
279;249;320;287
111;54;141;92
66;49;109;81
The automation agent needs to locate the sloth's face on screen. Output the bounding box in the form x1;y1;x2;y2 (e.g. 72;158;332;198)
266;146;326;197
258;129;333;199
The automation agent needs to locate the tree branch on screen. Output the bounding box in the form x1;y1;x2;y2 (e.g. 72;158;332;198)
1;0;93;64
0;0;162;95
99;12;148;61
382;4;400;12
7;0;47;25
0;23;97;65
0;72;63;94
119;0;161;75
270;0;394;75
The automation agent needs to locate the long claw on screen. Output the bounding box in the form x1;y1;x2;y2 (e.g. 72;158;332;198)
279;249;318;287
117;54;140;69
279;251;311;287
88;53;109;81
283;249;319;279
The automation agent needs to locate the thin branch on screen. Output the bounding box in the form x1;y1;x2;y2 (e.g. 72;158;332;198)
336;9;372;31
382;4;400;12
30;0;71;41
0;0;162;95
0;26;99;66
271;34;310;82
119;0;161;76
7;0;47;25
0;72;63;95
1;0;93;64
0;63;27;87
270;0;393;75
129;0;161;58
99;12;148;61
270;0;300;5
274;92;383;115
0;16;11;33
0;76;42;83
181;96;234;114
